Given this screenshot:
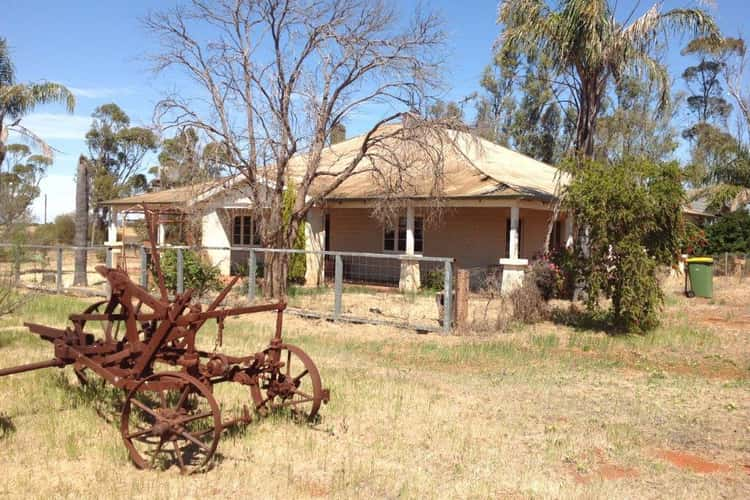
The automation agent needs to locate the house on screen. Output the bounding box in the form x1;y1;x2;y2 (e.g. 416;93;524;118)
103;120;573;293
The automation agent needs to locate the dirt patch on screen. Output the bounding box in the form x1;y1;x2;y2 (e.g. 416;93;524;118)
566;463;639;484
597;464;639;480
656;450;732;474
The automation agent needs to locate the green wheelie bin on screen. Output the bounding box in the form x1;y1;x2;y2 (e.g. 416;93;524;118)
685;257;714;298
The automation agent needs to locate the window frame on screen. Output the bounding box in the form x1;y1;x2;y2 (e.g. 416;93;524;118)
232;214;261;247
382;216;424;254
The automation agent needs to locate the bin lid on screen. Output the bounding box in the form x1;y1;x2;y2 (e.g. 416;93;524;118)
686;257;713;264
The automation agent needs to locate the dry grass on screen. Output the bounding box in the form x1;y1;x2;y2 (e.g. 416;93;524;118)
0;277;748;499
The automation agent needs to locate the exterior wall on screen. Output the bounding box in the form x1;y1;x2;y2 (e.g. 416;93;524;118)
327;206;556;266
328;208;384;252
326;206;557;286
304;208;325;286
520;208;552;260
424;207;509;268
201;209;232;275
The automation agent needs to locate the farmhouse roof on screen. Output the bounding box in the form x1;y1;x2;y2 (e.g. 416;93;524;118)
101;121;567;210
286;123;565;201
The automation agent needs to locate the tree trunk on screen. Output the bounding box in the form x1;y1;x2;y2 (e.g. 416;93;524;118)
73;157;89;286
263;252;289;299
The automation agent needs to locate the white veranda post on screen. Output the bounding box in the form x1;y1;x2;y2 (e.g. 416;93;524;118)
499;205;528;294
107;209;119;244
158;222;166;246
399;205;420;292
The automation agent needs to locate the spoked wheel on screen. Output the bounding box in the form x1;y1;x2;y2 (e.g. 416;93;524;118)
79;299;129;342
121;372;222;474
251;344;325;422
73;298;130;384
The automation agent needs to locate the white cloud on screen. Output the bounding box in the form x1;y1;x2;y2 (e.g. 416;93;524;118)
68;86;135;99
31;174;77;223
13;113;91;141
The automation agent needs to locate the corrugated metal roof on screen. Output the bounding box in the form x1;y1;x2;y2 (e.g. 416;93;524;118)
287;124;566;201
102;180;224;208
102;123;567;209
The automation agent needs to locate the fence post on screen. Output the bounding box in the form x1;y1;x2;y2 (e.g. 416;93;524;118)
140;246;148;287
176;248;184;294
56;247;63;294
333;254;343;320
104;246;113;297
443;260;453;334
248;249;256;302
725;252;728;276
12;245;21;285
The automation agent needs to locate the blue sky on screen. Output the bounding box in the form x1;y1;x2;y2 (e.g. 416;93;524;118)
2;0;749;221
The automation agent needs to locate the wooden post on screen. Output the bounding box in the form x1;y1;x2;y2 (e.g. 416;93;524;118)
248;249;256;302
442;260;453;334
455;268;470;329
56;247;63;294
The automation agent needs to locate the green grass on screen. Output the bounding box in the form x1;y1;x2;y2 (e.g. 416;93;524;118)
0;293;748;499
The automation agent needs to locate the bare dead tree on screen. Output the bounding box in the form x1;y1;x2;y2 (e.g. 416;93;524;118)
145;0;466;297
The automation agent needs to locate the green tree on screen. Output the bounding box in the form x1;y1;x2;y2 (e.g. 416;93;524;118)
475;49;519;146
497;0;716;157
509;55;565;163
594;76;679;163
680;36;750;210
564;158;685;332
155;127;224;189
704;210;750;254
0;144;51;236
0;37;75;166
475;48;569;163
86;103;158;239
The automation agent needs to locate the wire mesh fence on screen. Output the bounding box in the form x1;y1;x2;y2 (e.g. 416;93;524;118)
0;243;455;333
710;253;750;278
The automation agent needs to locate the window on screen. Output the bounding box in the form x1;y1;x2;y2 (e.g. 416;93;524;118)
504;218;523;258
384;216;423;253
232;215;261;246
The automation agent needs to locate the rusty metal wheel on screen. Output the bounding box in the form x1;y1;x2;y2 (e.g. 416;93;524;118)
79;299;127;341
121;372;222;474
250;344;325;422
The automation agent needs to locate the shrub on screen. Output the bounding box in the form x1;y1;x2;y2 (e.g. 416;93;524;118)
282;182;307;284
507;273;548;324
703;210;750;254
422;268;445;290
157;249;221;297
530;259;559;301
564;158;684;332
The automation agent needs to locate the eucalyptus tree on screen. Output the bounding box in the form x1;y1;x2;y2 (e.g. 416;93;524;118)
0;38;75;166
497;0;717;158
0;144;52;234
85;103;158;238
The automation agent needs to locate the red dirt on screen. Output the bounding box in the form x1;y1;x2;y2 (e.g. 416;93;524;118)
656;450;732;474
597;464;639;480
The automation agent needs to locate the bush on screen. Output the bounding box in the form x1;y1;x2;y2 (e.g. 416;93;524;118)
564;158;683;332
704;210;750;254
157;249;221;297
422;268;445;290
530;259;559;301
29;214;75;245
507;273;548;324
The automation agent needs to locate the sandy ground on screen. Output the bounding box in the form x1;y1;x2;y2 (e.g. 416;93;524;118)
0;273;748;498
